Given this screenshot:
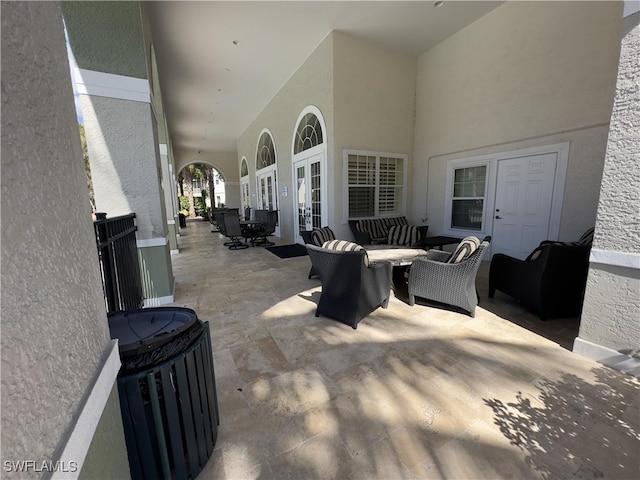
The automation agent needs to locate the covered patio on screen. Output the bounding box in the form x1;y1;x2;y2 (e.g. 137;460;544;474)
173;220;638;479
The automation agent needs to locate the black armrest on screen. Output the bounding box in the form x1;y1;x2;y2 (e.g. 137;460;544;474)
348;220;372;245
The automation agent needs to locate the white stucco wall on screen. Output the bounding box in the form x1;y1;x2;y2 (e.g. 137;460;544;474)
1;1;126;473
332;31;417;233
237;33;335;241
413;1;622;239
236;31;416;242
578;11;640;359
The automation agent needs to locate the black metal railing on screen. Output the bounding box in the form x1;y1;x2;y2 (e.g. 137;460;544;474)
94;212;144;313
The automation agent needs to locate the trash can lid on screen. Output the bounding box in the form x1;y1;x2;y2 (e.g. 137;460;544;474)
108;307;198;357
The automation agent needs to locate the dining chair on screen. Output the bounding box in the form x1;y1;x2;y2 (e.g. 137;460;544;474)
222;213;249;250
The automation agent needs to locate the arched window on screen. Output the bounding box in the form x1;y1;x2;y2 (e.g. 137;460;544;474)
256;132;275;169
240;158;249;177
294;113;323;154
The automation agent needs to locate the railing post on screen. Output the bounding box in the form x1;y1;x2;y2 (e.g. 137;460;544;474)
95;212;118;312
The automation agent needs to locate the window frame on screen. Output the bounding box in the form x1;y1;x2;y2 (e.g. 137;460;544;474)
343;149;408;222
444;158;491;236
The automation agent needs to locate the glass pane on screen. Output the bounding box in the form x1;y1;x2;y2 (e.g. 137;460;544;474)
297;168;306;231
451;199;484;230
348;155;376;185
349;186;375;217
379;157;402;186
378;187;402;214
453;166;486;198
311;161;321;228
295;114;323;154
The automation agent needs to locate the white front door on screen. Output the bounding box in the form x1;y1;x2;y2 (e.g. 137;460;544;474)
492;153;557;259
294;153;325;244
257;169;279;235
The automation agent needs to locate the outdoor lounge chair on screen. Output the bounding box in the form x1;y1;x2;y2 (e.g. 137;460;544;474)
488;228;593;319
408;236;491;317
306;242;392;329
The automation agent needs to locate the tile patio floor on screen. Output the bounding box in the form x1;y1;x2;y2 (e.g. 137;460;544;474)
169;219;639;480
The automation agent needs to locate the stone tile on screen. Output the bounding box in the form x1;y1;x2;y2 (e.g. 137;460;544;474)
164;221;637;480
230;335;293;383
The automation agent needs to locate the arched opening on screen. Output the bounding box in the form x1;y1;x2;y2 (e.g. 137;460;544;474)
292;106;327;244
177;162;226;219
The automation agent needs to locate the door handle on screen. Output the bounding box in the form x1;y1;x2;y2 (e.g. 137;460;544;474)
495;215;502;219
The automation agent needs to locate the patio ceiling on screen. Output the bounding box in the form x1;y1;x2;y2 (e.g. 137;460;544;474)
147;1;503;156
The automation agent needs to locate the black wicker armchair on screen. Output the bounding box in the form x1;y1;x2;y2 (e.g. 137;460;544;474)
407;236;491;317
488;241;591;320
306;243;392;329
301;227;336;279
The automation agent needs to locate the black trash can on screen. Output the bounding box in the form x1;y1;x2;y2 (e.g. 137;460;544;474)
179;213;187;228
108;307;219;480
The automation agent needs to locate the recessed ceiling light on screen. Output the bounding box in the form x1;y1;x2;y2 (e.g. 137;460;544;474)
232;40;239;46
434;0;444;7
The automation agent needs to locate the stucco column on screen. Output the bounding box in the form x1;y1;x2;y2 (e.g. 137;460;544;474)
64;1;175;305
574;5;640;376
2;2;129;477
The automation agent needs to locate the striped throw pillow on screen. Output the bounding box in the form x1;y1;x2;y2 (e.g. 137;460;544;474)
447;236;480;264
322;240;369;266
310;227;336;246
387;225;418;246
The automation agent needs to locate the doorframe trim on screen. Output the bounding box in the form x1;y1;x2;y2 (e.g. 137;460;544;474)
443;142;570;251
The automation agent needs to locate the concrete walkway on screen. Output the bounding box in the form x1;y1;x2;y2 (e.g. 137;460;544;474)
171;220;639;480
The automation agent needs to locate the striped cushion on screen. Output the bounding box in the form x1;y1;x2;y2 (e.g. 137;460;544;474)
527;246;544;261
387;225;418;246
356;219;387;241
310;227;335;246
383;217;408;229
447;236;480;264
356;217;409;243
322;240;369;266
577;227;595;245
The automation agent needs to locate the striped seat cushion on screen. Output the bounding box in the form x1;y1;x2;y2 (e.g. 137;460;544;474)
355;219;388;242
387;225;418;246
310;227;336;246
322;240;369;266
447;236;480;264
